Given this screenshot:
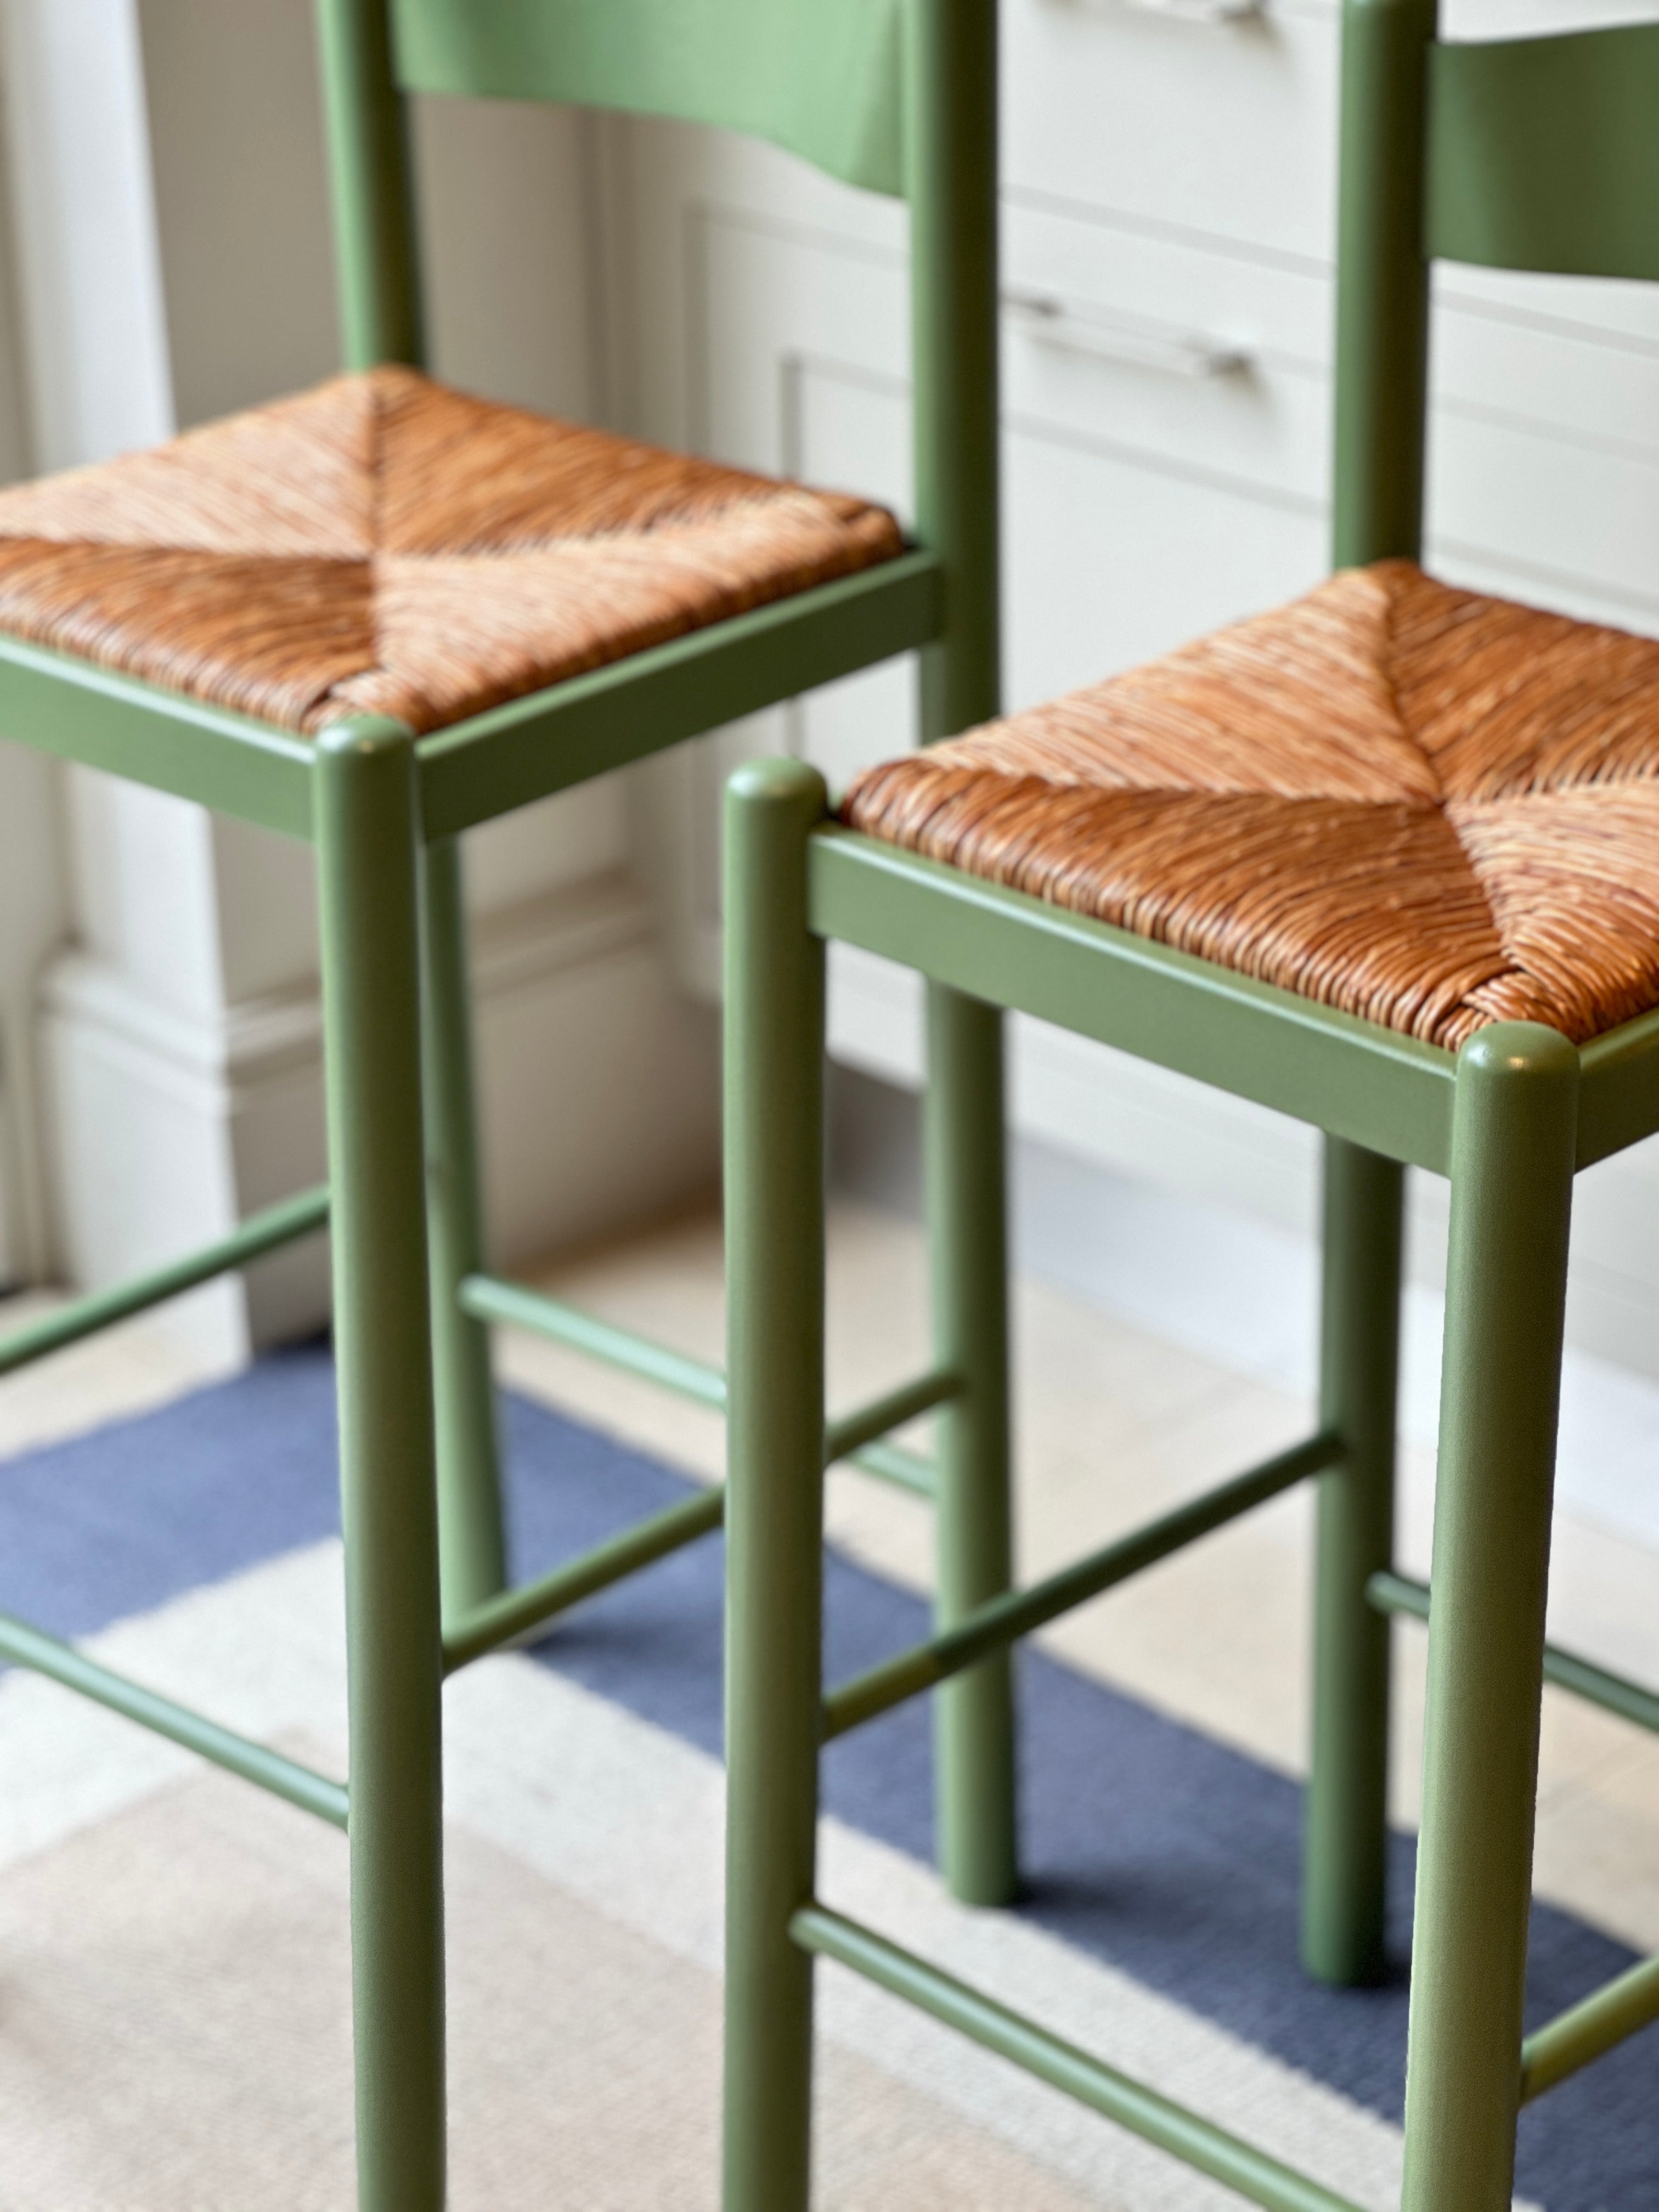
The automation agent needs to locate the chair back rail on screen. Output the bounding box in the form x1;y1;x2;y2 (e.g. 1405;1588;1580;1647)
1426;23;1659;286
1335;1;1659;573
391;0;905;195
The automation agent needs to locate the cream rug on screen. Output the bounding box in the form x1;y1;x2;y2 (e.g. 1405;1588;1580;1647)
0;1539;1429;2211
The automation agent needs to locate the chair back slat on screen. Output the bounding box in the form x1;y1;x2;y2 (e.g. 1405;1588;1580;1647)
1425;23;1659;283
389;0;906;196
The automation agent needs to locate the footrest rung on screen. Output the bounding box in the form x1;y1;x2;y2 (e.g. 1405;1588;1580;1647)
1368;1570;1659;1735
823;1429;1340;1740
459;1272;944;1496
1521;1949;1659;2102
792;1904;1363;2212
442;1483;726;1671
459;1274;727;1410
0;1184;331;1378
823;1368;961;1468
0;1608;347;1829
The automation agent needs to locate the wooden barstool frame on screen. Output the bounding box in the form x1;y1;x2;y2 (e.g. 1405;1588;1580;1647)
0;0;998;2202
720;7;1659;2208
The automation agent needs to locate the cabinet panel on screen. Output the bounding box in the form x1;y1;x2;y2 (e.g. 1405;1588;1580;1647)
1005;0;1338;263
1430;407;1659;623
1005;200;1329;506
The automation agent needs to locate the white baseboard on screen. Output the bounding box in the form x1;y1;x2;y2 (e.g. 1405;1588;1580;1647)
40;869;719;1361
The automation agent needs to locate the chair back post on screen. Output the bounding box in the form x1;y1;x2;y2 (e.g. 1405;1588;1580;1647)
1332;0;1436;569
906;0;1000;741
315;0;427;370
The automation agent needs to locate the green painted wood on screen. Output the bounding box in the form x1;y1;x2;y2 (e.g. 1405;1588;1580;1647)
1302;1140;1403;1990
315;0;426;366
1575;1006;1659;1167
0;1607;349;1829
925;985;1018;1906
909;0;1000;740
792;1905;1367;2212
461;1272;730;1408
1333;0;1434;567
391;0;904;196
442;1486;727;1671
1426;24;1659;284
0;1184;329;1376
460;1268;944;1488
720;759;829;2212
417;550;942;837
437;1364;956;1675
808;828;1458;1175
315;719;447;2211
1521;1950;1659;2103
420;839;508;1621
843;1436;936;1498
1370;1570;1659;1740
1401;1024;1577;2212
823;1431;1341;1742
0;634;313;837
822;1367;961;1466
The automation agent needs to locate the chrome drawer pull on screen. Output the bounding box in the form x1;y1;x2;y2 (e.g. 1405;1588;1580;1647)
1002;290;1252;380
1119;0;1262;21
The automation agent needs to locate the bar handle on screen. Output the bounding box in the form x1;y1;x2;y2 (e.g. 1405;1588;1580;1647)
1002;289;1252;379
1120;0;1261;22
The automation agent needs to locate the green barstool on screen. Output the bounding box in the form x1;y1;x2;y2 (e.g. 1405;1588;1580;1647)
0;1;998;2202
721;7;1659;2207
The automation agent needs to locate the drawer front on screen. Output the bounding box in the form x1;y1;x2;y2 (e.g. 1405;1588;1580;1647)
1003;200;1330;506
1006;0;1338;263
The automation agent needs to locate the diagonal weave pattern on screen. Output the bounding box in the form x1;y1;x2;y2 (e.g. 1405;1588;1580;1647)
843;560;1659;1049
0;365;903;737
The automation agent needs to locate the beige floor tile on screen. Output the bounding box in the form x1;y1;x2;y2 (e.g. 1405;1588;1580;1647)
1531;1730;1659;1954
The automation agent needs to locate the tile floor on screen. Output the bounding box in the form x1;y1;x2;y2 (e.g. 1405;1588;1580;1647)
5;1193;1659;1956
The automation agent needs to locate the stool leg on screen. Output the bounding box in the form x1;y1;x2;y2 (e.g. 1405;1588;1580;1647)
721;760;829;2212
420;834;507;1619
1401;1024;1577;2212
1302;1136;1403;1986
924;982;1018;1906
317;721;447;2212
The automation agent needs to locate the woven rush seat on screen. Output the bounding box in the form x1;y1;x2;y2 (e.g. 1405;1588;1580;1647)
0;364;903;737
843;558;1659;1051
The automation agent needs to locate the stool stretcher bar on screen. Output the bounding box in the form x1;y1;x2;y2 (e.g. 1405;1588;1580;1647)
443;1280;958;1664
1520;1950;1659;2102
1368;1571;1659;1735
439;1367;959;1669
823;1430;1342;1741
0;1183;331;1377
792;1905;1363;2212
460;1269;945;1496
441;1483;726;1671
0;1608;348;1828
823;1368;962;1464
460;1271;727;1411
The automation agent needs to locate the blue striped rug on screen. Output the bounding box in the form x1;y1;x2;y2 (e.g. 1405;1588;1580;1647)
0;1338;1650;2208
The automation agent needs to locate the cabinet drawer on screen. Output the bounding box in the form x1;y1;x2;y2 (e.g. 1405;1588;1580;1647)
1005;0;1338;263
1003;199;1330;505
